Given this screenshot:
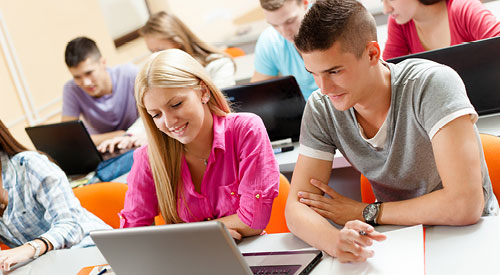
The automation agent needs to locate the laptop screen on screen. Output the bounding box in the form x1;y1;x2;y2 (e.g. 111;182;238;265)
386;36;500;116
25;120;102;175
222;76;306;142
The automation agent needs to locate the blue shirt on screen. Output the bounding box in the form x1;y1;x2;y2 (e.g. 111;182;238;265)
254;27;318;99
0;151;111;249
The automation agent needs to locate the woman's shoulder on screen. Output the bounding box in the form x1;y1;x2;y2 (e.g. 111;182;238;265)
224;113;266;131
10;151;50;165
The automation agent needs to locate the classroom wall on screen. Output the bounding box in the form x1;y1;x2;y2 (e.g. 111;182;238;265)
0;0;130;148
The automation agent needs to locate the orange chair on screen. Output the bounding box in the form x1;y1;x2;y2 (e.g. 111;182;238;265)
360;133;500;203
73;182;128;229
224;47;245;58
479;133;500;198
264;174;291;234
360;174;376;204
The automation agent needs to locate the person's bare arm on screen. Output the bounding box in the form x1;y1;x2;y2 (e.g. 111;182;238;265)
285;154;385;261
377;115;484;226
216;214;263;240
61;115;78;122
250;71;278;83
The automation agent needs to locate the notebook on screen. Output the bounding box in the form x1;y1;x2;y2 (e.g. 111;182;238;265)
25;120;130;176
222;76;307;142
386;36;500;116
90;221;322;275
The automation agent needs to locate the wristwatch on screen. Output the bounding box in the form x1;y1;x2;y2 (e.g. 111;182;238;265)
26;240;42;259
363;202;383;226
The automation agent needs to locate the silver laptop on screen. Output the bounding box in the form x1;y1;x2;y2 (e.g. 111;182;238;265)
90;221;322;275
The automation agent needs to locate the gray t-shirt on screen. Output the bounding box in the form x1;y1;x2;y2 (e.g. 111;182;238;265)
299;59;498;216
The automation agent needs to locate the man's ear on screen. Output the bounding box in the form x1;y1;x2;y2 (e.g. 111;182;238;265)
366;41;381;64
100;56;107;66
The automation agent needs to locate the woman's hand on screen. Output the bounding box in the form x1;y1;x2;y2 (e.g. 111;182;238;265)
329;220;386;263
0;244;36;271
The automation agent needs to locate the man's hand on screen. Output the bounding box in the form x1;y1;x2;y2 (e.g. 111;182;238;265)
330;220;386;263
298;179;367;225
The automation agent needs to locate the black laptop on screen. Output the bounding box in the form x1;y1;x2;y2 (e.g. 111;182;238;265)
25;120;128;175
222;76;307;142
386;36;500;116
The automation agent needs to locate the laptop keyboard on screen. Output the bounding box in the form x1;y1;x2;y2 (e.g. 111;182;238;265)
250;265;301;275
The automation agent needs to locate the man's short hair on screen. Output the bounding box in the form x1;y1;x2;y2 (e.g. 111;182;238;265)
294;0;377;58
64;37;102;68
260;0;302;11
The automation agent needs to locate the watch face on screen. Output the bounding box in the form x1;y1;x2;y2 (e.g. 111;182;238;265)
363;204;377;221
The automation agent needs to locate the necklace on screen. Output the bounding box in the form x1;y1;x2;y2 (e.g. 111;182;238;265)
184;147;209;166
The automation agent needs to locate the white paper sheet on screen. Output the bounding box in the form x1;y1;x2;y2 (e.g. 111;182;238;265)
311;225;425;275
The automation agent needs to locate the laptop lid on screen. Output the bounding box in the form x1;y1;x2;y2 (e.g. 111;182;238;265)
90;221;322;275
222;76;306;142
25;120;102;175
386;36;500;116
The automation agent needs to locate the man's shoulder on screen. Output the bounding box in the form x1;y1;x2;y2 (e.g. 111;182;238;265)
390;59;457;84
256;27;289;50
110;63;138;78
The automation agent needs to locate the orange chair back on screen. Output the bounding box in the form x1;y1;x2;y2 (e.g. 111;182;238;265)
224;47;245;58
360;133;500;203
264;174;291;234
480;133;500;198
73;182;128;229
360;174;376;204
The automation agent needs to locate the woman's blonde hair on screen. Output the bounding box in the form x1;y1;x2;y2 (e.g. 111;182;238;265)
140;11;232;67
135;49;231;224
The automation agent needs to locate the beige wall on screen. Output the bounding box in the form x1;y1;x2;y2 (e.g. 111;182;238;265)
0;0;127;148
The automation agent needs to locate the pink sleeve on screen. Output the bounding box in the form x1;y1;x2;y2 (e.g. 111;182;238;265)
119;146;159;228
234;114;280;229
452;0;500;41
383;17;412;60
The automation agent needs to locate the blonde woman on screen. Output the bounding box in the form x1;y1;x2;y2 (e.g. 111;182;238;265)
140;11;235;89
119;49;279;239
98;11;236;153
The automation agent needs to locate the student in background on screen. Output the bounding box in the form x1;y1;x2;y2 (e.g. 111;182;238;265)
98;11;237;153
140;11;235;88
286;0;498;263
252;0;318;99
0;120;111;271
382;0;500;60
62;37;138;146
119;49;279;240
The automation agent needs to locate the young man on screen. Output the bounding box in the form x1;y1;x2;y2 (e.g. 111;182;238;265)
285;0;498;263
62;37;138;146
251;0;318;99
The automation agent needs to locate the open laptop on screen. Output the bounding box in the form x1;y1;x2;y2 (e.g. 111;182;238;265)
90;221;322;275
25;120;130;175
222;76;307;142
386;36;500;116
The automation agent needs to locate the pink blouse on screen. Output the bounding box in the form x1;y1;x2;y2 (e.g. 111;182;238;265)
120;113;279;229
383;0;500;60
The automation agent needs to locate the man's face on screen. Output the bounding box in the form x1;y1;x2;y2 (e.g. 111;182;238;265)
263;0;308;42
68;57;110;98
302;42;372;111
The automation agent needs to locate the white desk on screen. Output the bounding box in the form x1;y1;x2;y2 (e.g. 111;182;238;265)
8;216;500;275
